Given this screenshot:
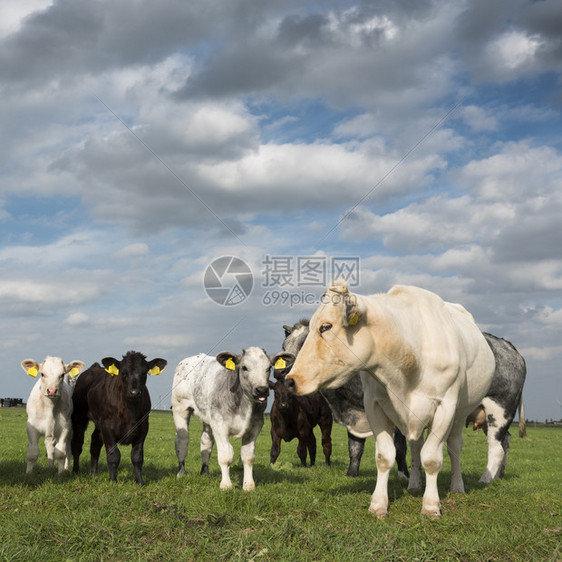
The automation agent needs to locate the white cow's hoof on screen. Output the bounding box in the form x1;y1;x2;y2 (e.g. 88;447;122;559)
369;504;388;518
421;505;441;518
243;483;256;492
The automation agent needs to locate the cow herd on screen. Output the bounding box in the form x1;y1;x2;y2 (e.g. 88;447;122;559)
19;282;526;518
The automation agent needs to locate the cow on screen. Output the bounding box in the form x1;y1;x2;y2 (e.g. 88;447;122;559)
172;347;292;491
71;351;167;485
286;281;496;517
21;356;84;474
283;321;526;483
282;319;409;479
269;372;333;467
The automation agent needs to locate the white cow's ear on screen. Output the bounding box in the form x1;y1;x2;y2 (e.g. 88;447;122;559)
66;361;85;378
21;359;39;377
344;295;364;328
216;352;240;371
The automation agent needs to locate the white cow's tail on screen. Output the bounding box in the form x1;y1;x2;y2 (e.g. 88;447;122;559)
518;396;527;438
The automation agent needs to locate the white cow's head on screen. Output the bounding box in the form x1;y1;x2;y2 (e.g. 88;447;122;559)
216;347;295;404
21;356;85;398
286;280;371;395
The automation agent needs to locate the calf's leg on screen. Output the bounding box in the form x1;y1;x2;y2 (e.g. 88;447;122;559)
26;423;40;474
71;416;87;473
213;428;234;490
270;428;282;465
200;423;214;475
346;432;365;477
90;427;103;475
320;419;332;466
131;438;145;485
173;408;191;477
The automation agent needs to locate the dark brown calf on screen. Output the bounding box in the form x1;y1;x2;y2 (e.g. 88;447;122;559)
71;351;166;484
269;378;332;467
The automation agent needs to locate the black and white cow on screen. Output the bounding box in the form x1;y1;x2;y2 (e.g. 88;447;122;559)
283;319;409;479
171;347;291;491
283;320;526;483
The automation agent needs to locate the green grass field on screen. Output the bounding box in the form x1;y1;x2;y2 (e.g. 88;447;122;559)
0;407;560;561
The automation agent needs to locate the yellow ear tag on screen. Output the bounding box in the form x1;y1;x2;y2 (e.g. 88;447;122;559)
274;358;286;370
27;366;38;378
348;311;359;326
149;366;161;376
68;367;80;378
105;364;119;376
225;358;236;371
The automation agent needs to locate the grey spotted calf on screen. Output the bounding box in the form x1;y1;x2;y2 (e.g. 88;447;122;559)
172;347;290;491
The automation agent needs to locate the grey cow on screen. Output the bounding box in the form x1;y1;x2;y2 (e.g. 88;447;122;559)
283;320;526;483
172;347;291;491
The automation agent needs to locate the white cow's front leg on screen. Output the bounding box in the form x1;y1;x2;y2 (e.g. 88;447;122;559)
240;437;257;491
26;422;40;474
44;421;56;469
419;403;455;517
213;430;234;490
365;404;395;518
55;423;72;474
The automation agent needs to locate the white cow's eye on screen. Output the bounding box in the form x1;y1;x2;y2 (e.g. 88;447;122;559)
241;366;248;371
319;323;332;334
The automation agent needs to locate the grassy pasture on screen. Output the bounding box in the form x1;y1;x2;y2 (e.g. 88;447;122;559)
0;407;560;561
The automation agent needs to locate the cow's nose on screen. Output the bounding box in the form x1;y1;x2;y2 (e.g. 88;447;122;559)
255;385;269;398
47;388;58;396
128;389;141;399
285;377;297;394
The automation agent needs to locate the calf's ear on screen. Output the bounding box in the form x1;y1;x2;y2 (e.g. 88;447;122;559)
270;352;295;380
148;358;167;376
66;360;85;378
101;357;121;376
216;352;240;371
21;359;39;377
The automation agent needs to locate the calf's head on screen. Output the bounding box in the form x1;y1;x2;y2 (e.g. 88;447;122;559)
269;379;293;412
216;347;295;403
102;351;167;401
21;356;85;398
286;280;369;395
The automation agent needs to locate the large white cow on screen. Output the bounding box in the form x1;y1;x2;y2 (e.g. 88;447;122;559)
21;356;85;474
286;281;495;517
172;347;291;491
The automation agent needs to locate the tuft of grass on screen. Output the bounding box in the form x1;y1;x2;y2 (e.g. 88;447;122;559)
0;408;560;561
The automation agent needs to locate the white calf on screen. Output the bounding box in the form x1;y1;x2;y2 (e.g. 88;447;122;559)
22;356;84;474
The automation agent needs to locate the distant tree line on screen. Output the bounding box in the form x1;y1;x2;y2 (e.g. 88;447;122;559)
0;398;23;407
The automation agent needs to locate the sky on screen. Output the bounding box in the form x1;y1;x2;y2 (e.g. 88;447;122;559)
1;0;561;422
